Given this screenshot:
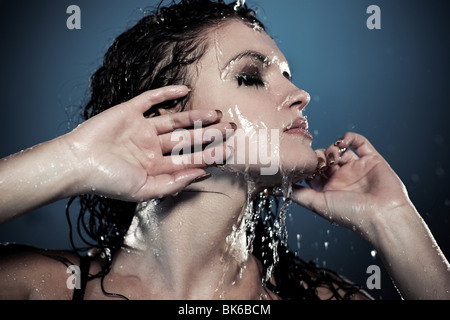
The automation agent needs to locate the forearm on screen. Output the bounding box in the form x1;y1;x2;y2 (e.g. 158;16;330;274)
370;205;450;299
0;136;83;224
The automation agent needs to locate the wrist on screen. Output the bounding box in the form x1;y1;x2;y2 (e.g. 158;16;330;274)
54;133;91;198
366;202;422;251
365;203;450;299
0;135;89;221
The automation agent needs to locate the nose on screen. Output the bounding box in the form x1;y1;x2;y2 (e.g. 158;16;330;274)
279;86;310;115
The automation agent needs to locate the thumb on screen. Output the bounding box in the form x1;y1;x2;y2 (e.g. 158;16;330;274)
291;185;334;222
134;169;208;201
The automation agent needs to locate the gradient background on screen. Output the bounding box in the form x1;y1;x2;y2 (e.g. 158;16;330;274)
0;0;448;300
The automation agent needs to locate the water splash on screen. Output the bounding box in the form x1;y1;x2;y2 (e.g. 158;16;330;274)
262;175;293;281
234;0;246;11
215;171;295;297
276;175;293;248
216;174;257;299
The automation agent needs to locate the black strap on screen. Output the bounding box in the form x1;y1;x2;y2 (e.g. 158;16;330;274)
72;256;91;300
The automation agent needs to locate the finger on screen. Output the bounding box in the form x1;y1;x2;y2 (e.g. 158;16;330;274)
324;144;345;168
159;121;236;154
336;132;379;157
135;169;208;200
321;143;356;179
305;149;327;190
291;185;333;221
152;109;222;135
314;149;326;171
162;143;231;171
324;136;361;168
127;85;191;114
337;146;359;165
306;171;328;192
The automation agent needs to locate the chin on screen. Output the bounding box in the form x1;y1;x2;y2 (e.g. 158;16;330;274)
278;142;317;175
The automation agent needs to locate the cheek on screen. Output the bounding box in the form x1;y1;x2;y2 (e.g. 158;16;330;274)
225;104;273;135
190;65;280;132
192;90;276;134
220;91;280;133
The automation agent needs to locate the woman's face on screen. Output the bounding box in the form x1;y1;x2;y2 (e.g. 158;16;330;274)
188;20;318;185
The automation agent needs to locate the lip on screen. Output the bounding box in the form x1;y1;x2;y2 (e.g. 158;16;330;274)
284;117;313;139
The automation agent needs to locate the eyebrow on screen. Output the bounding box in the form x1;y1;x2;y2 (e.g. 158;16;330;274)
223;50;292;81
224;50;269;69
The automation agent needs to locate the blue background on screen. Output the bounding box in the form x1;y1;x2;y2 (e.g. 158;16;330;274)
0;0;449;300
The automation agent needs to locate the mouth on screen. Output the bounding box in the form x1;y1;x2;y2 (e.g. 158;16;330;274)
284;117;313;139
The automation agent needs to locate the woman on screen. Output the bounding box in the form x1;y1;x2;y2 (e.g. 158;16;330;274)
0;0;449;300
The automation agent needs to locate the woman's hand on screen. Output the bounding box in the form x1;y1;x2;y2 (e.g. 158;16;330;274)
63;85;233;202
292;132;450;299
292;132;411;240
0;85;234;222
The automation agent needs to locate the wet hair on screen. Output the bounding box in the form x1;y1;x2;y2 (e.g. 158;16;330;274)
66;0;365;300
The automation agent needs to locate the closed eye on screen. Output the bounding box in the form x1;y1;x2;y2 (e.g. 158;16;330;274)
235;73;264;88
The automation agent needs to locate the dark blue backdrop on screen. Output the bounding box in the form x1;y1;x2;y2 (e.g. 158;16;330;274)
0;0;449;300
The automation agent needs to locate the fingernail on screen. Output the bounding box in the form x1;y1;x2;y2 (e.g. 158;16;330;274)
334;138;344;146
327;153;335;165
316;157;326;170
189;173;212;185
215;110;223;120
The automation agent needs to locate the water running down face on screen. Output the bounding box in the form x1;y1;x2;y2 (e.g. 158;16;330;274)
188;20;318;186
130;19;321;294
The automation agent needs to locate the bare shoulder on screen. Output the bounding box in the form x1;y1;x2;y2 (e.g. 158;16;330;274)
0;243;79;299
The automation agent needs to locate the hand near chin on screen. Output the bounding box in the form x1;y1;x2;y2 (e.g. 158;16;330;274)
292;132;413;242
62;86;231;202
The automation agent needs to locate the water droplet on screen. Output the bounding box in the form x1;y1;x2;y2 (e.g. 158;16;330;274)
324;241;329;250
370;249;377;259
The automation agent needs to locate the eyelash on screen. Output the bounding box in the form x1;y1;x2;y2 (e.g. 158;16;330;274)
235;73;265;88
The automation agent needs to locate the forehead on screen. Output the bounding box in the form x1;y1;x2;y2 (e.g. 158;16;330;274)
204;19;287;69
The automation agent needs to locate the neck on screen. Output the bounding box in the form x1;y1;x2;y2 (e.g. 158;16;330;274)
117;167;268;299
